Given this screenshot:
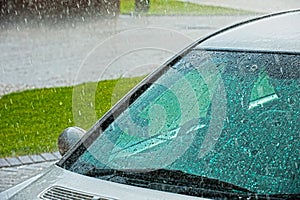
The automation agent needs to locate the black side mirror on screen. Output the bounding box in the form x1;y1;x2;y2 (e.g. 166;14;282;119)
57;127;86;156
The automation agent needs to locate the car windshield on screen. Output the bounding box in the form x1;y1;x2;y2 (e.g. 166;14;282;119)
60;50;299;196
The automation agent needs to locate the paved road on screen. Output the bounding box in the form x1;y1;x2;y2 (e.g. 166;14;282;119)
0;14;255;97
0;161;56;192
4;0;299;96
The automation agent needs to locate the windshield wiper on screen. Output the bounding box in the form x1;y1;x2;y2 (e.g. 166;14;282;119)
85;168;300;199
85;168;254;197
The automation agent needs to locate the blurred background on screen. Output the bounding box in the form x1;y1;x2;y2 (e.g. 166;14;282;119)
1;0;299;94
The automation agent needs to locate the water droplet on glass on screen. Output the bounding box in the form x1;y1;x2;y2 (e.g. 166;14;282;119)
250;64;257;71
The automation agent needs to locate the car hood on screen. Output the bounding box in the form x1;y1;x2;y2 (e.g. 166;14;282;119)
1;164;208;200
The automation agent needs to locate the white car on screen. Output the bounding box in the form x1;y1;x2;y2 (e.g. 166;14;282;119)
1;10;299;200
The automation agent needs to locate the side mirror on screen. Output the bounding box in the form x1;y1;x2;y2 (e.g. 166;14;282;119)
57;126;86;156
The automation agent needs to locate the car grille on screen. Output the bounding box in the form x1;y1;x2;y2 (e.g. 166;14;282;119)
39;186;113;200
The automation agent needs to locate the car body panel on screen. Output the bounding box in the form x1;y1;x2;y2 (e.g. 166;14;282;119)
198;10;300;53
3;165;207;200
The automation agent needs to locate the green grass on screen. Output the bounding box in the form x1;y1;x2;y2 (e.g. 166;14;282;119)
0;77;144;158
120;0;251;15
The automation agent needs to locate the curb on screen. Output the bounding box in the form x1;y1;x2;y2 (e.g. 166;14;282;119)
0;152;61;168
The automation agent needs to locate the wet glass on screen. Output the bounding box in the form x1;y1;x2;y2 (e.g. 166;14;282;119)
62;50;300;195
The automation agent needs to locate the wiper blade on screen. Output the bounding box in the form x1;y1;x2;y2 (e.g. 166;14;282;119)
85;168;252;195
85;168;300;199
